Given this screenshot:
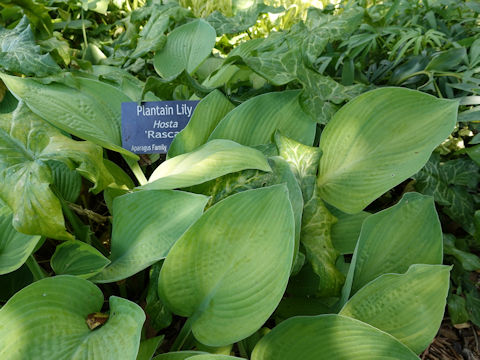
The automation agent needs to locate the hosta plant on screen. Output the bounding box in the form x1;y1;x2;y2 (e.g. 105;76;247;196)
0;75;458;359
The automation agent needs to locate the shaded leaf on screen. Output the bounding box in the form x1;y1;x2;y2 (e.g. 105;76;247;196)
0;104;113;239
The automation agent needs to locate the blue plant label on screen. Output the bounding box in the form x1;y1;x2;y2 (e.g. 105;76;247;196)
121;100;199;154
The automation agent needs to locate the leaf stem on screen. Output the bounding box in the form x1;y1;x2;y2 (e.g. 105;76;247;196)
237;340;248;358
171;317;193;351
123;155;147;186
26;255;47;281
81;9;88;55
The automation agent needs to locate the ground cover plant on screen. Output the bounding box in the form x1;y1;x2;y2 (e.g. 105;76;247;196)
0;0;479;359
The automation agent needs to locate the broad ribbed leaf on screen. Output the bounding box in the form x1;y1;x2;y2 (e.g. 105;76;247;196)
331;210;370;255
191;156;303;261
0;16;60;77
0;204;41;275
317;87;458;213
0;73;136;158
342;192;442;300
251;314;418;360
92;190;208;283
168;91;235;158
209;90;316;147
340;264;450;354
47;160;82;203
0;104;113;240
0;276;145;360
142;140;271;190
154;20;216;79
159;185;295;346
51;241;110;279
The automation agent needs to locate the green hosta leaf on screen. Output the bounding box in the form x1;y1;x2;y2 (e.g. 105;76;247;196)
154;20;216;80
47;160;82;203
0;276;145;360
342;192;443;300
51;241;110;279
317;87;458;213
209;90;316;147
168;91;235;158
193;156;303;261
0;16;60;77
251;314;418;360
153;352;206;360
413;154;480;235
0;204;41;275
0;73;137;158
92;190;208;283
142;140;271;191
301;191;344;297
206;4;284;35
330;210;370;255
0;104;113;240
340;264;450;354
275;132;321;201
159;185;295;346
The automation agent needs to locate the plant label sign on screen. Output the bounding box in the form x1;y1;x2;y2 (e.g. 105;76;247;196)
121;100;199;154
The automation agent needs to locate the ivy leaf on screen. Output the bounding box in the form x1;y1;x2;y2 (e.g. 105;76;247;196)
0;17;59;77
207;4;284;35
0;103;113;240
413;154;480;234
